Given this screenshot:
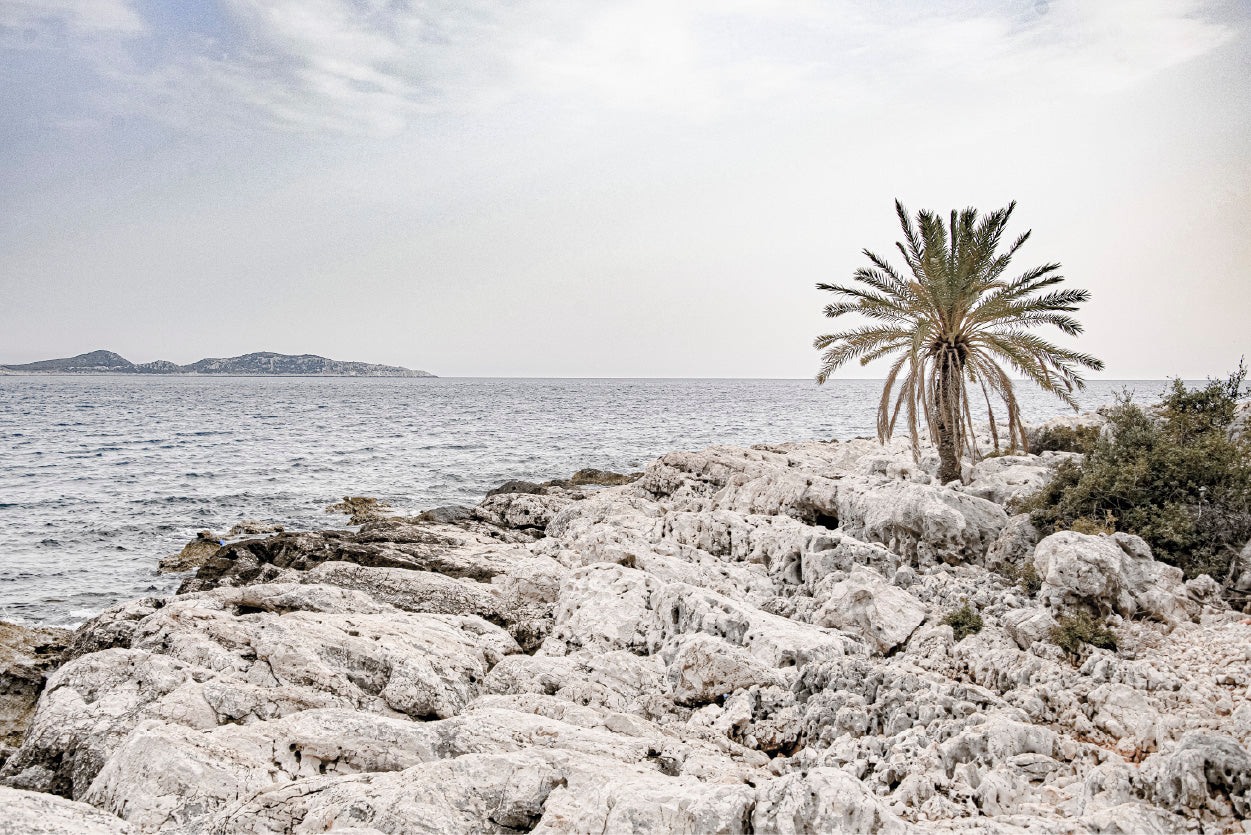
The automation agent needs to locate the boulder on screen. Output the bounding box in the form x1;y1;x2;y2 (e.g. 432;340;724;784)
543;563;660;655
565;468;642;487
486;479;547;497
664;634;784;705
1140;731;1251;819
752;768;906;834
474;492;571;531
0;785;131;834
413;505;473;524
0;621;70;764
1033;531;1196;625
813;567;926;654
1001;607;1059;650
157;530;222;573
226;521;284;537
324;496;392;524
835;478;1008;564
963;455;1054;505
985;513;1040;572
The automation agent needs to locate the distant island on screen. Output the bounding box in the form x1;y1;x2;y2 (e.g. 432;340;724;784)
0;350;435;377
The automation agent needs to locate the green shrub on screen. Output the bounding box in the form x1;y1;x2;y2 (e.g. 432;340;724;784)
1050;612;1118;656
1002;559;1042;595
1067;512;1116;536
1017;363;1251;580
942;600;984;642
1032;424;1102;455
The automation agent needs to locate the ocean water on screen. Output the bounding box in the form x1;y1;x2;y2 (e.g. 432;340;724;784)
0;376;1169;627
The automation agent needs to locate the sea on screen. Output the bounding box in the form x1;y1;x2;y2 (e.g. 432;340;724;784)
0;376;1170;627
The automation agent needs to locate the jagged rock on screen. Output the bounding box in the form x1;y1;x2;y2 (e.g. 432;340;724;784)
62;598;166;661
1;584;520;798
985;513;1041;572
157;530;222;573
5;433;1248;831
802;530;904;586
81;710;446;831
1033;531;1197;625
301;561;500;617
0;622;70;765
835;478;1008;564
1139;731;1251;818
565;468;642;487
486;479;547;497
413;505;473;524
324;496;392;524
813;567;926;654
963;455;1054;505
226;521;284;537
474;492;571;531
178;523;529;594
543;563;660;655
664;633;785;706
752;768;906;833
1001;607;1059;650
0;785;131;834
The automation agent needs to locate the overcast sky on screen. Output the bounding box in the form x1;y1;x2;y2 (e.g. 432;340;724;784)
1;0;1247;378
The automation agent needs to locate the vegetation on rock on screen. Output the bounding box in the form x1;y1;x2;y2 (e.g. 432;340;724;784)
1049;611;1118;656
1018;365;1251;580
1004;559;1043;595
941;600;984;642
814;200;1102;483
1030;423;1102;455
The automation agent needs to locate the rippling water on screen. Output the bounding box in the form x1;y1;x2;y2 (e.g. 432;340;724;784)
0;376;1168;626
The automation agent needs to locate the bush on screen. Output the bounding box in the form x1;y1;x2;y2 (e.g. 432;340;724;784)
1032;424;1102;455
1017;363;1251;580
1050;612;1118;656
1002;557;1042;595
1067;512;1116;536
942;600;984;642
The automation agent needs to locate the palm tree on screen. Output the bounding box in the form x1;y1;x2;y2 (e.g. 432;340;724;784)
815;200;1103;484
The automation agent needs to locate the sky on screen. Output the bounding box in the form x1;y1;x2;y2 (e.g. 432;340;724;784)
0;0;1248;378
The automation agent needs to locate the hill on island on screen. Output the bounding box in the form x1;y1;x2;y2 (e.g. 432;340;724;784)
1;350;434;377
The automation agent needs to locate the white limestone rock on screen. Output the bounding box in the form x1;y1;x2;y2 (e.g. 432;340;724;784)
813;567;926;654
1139;731;1251;819
542;563;660;655
302;560;500;616
835;478;1009;564
664;633;785;706
1033;531;1197;625
474;492;572;531
963;455;1054;506
1001;607;1059;650
0;785;131;834
752;767;906;834
1;584;520;798
985;514;1040;572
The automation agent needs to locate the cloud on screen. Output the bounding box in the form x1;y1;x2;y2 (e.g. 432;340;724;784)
0;0;145;34
0;0;1239;138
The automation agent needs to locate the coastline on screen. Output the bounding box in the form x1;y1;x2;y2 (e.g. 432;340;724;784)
1;420;1248;832
0;372;436;378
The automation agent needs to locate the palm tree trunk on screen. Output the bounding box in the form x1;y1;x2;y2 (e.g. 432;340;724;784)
935;353;962;485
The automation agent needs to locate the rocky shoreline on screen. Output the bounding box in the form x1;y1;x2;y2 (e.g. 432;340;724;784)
1;417;1249;833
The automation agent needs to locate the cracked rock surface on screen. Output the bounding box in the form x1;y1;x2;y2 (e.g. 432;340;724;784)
2;432;1248;833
